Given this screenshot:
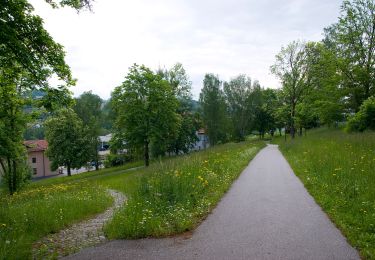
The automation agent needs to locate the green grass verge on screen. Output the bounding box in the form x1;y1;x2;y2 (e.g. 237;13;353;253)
0;141;264;259
0;182;112;259
104;141;265;238
274;128;375;259
29;160;144;188
0;161;143;259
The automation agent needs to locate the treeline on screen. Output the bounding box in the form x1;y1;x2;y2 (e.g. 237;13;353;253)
108;65;281;167
270;0;375;136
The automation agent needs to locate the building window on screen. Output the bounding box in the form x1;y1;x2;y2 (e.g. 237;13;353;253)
33;168;37;175
32;157;36;163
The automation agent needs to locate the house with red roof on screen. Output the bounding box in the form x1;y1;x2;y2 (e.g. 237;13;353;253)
24;140;59;178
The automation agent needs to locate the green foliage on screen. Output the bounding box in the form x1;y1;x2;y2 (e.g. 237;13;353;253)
45;0;93;10
0;0;79;193
74;91;103;169
23;125;45;140
104;153;134;168
252;87;279;138
271;41;310;138
167;112;199;154
200;74;230;145
223;75;253;141
346;96;375;132
0;182;112;259
295;102;319;132
104;141;264;238
112;64;179;166
274;128;375;259
1;160;31;193
0;0;73;85
100;99;114;133
304;42;344;126
45;108;90;175
74;91;103;126
158;63;200;154
157;62;192;100
324;0;375;111
0;78;31;194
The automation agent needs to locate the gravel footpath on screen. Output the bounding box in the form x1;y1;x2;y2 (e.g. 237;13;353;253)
65;144;359;260
32;189;126;259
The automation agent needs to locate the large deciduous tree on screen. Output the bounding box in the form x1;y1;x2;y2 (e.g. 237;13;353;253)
0;76;32;194
304;42;344;127
223;75;253;141
112;64;179;166
271;41;310;138
74;91;103;170
200;74;229;145
158;63;199;154
45;108;90;176
0;0;85;193
324;0;375;111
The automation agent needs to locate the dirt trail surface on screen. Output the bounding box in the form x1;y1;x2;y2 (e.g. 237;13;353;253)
65;145;359;260
33;189;126;258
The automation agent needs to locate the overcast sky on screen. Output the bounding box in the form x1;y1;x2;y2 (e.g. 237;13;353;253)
29;0;343;100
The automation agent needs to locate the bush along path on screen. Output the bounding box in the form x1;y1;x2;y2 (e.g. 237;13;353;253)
32;190;126;259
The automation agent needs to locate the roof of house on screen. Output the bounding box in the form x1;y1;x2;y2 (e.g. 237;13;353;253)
24;140;48;152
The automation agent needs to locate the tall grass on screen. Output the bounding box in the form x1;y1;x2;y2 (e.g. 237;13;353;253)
0;141;264;259
274;128;375;259
105;141;264;238
0;182;112;259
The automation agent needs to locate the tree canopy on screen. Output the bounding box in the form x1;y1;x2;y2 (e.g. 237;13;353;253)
45;108;90;176
324;0;375;111
112;64;180;166
200;74;229;145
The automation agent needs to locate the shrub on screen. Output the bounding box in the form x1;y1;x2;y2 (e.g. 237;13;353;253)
1;159;31;192
346;96;375;132
104;153;133;168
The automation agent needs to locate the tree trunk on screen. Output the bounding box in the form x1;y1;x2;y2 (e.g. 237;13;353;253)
299;127;303;136
67;163;71;176
291;103;296;139
12;160;17;194
95;139;99;171
144;141;150;167
95;162;99;171
284;125;287;142
7;157;13;195
95;153;99;171
290;126;295;139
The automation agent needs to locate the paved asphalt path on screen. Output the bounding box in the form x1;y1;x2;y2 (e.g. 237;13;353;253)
66;145;359;260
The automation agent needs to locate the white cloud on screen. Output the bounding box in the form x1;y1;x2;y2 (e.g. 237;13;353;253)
29;0;342;100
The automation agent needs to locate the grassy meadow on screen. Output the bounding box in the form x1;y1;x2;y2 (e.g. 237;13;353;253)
274;128;375;259
104;141;264;238
0;183;112;259
0;140;264;259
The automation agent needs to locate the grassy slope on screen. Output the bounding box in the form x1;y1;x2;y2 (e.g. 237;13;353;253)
0;183;112;259
104;141;265;238
274;128;375;259
0;140;264;259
